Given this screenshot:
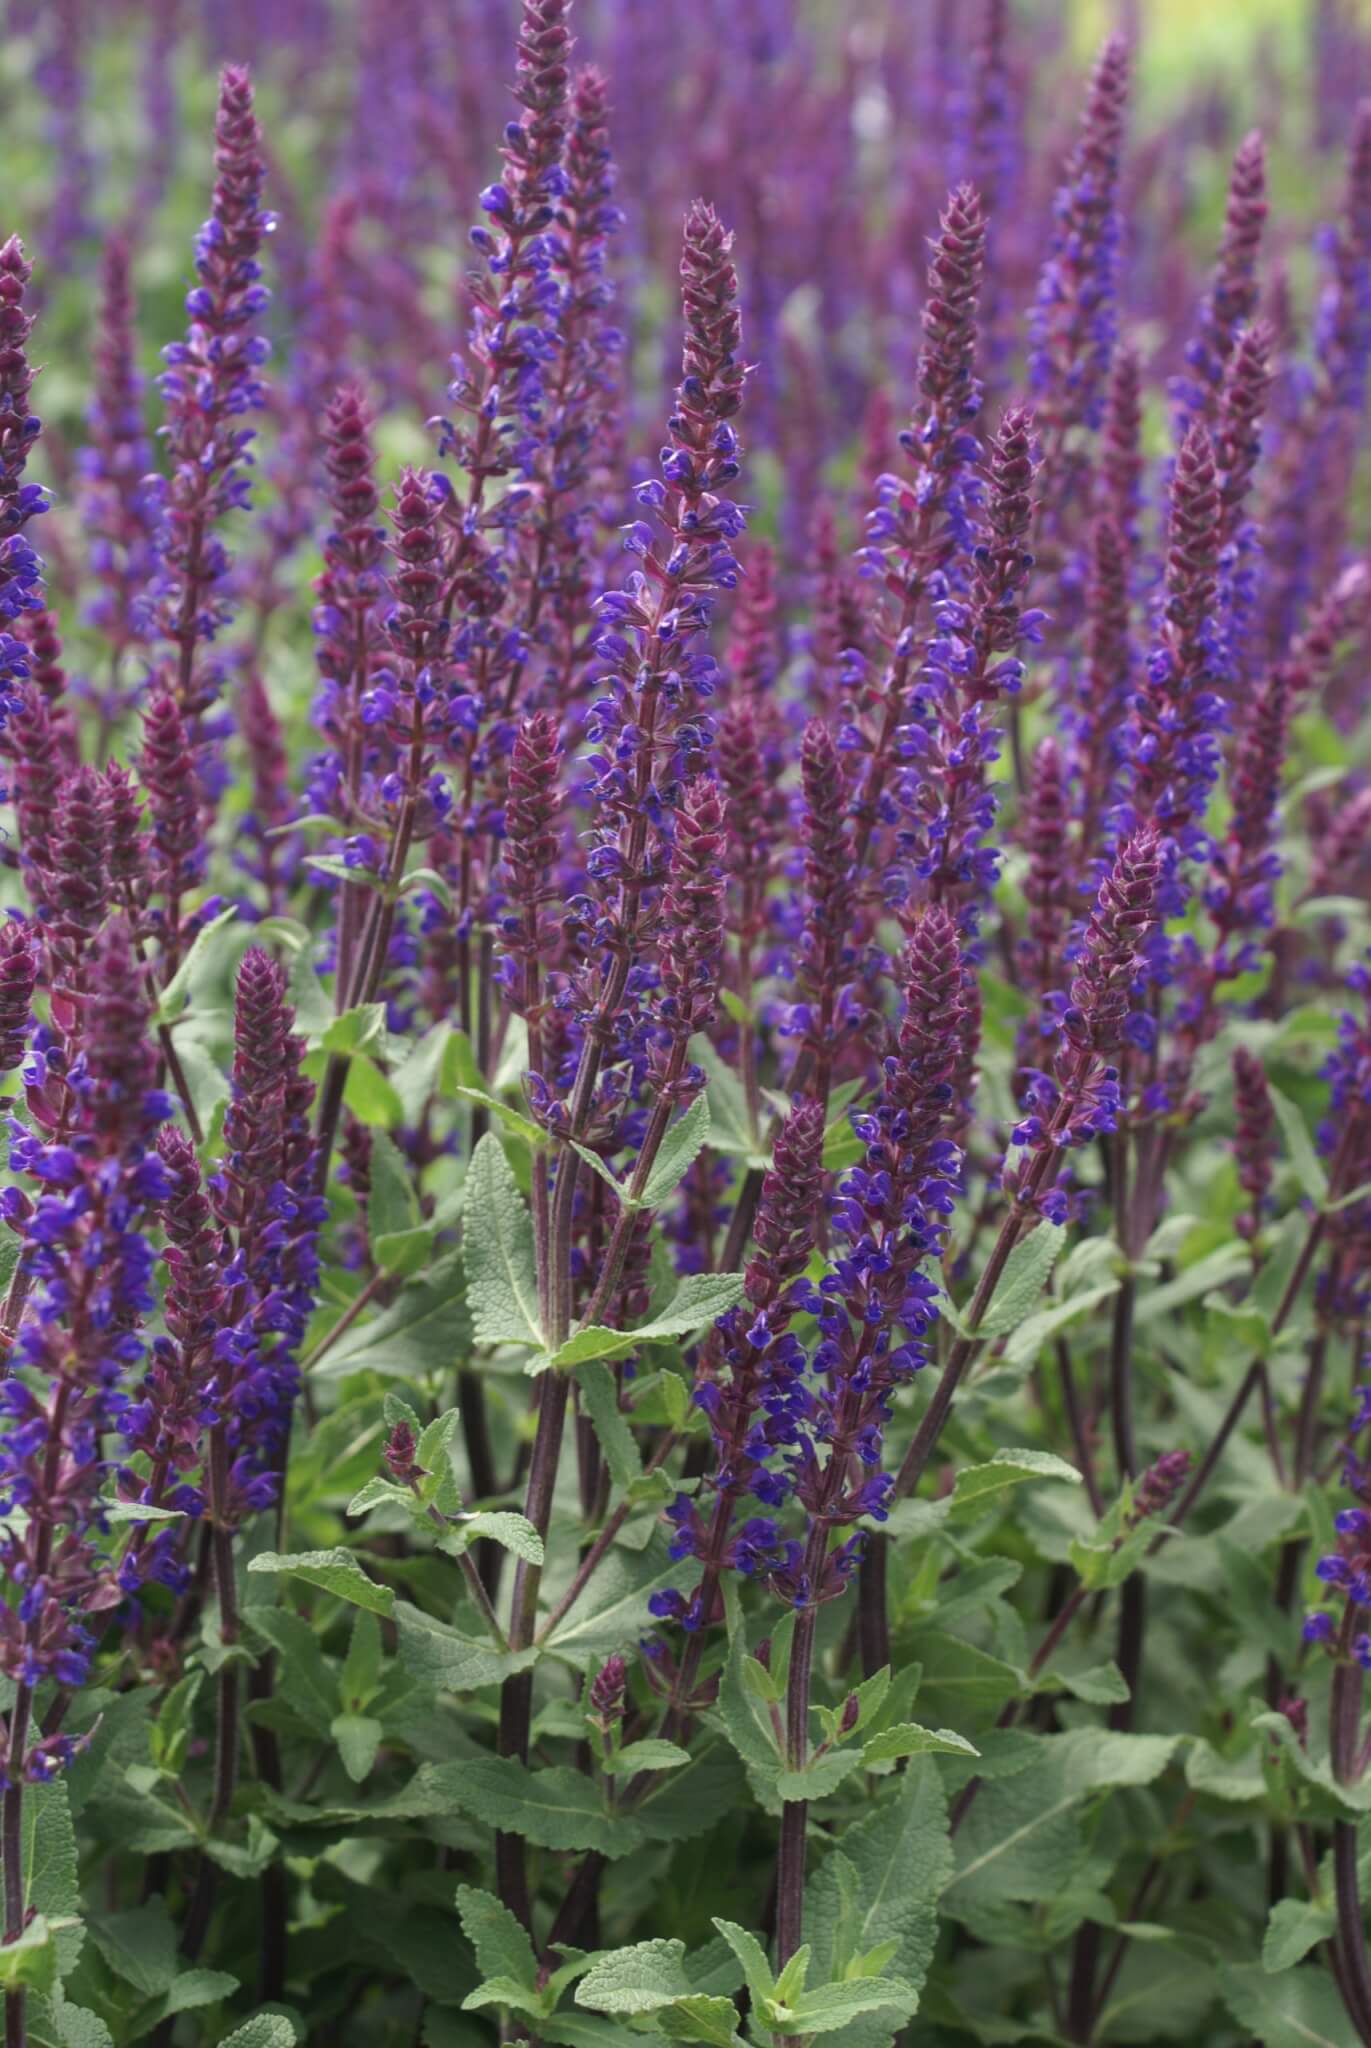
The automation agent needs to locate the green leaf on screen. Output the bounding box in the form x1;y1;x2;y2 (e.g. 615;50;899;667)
640;1095;712;1208
102;1502;187;1526
28;1996;116;2048
764;1978;917;2037
248;1547;394;1616
577;1362;641;1490
305;852;386;890
216;2021;299;2048
392;1605;537;1692
320;1001;388;1058
543;1533;694;1664
804;1759;951;2041
389;1024;455;1126
970;1226;1066;1339
314;1251;470;1380
449;1512;544;1566
861;1723;978;1765
1000;1284;1120;1370
154;907;239;1023
1134;1242;1252;1324
709;1922;774;2009
1218;1962;1351;2047
341;1610;383;1711
400;865;453;910
1263;1898;1335;1974
330;1713;382;1784
603;1739;692;1777
655;1995;745;2046
1267;1085;1331;1205
87;1903;179;1998
453;1087;543;1149
343;1054;405;1129
402;1758;640;1859
948;1449;1082;1513
548;1272;745;1370
463;1134;543;1350
454;1885;538;1994
368;1130;419;1242
692;1040;766;1164
130;1970;239;2036
23;1783;83;1975
0;1917;58;1994
576;1939;693;2013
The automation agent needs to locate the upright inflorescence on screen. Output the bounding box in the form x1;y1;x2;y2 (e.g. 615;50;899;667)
790;719;858;1104
312;384;386;835
1010;826;1162;1210
208;949;321;1515
566;201;746;1118
1029;36;1129;443
851;187;987;873
899;406;1042;931
152;66;273;731
1175;131;1268;432
434;0;574;511
497;710;562;1078
118;1128;229;1590
0;238;50;729
656;1099;827;1628
80;234;157;699
0;918;171;1779
1128;424;1226;890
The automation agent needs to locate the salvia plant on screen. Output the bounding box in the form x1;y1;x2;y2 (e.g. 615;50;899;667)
7;2;1371;2045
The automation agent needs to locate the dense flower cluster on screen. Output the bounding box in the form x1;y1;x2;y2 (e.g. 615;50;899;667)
3;4;1371;2037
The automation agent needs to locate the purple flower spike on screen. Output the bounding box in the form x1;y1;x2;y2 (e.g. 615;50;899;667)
0;237;51;729
1029;36;1129;441
152;65;272;732
0;916;170;1714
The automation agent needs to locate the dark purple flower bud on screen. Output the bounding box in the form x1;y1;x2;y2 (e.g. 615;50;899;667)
1020;737;1070;1000
140;692;204;961
101;760;149;898
657;778;726;1044
1130;426;1225;842
1175;131;1267;433
1212;319;1273;551
1099;341;1143;542
916;184;986;445
589;1652;627;1731
1233;1047;1276;1243
1128;1449;1192;1525
46;767;109;960
748;1098;826;1310
382;1420;425;1488
1;687;67;882
717;699;772;945
1075;517;1131;865
793;720;855;1103
0;921;37;1073
1063;826;1162;1062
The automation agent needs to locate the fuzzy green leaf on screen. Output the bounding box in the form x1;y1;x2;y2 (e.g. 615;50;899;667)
455;1885;538;1993
861;1723;978;1765
462;1134;543;1350
548;1272;745;1370
248;1547;394;1616
314;1251;470;1380
640;1094;713;1208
